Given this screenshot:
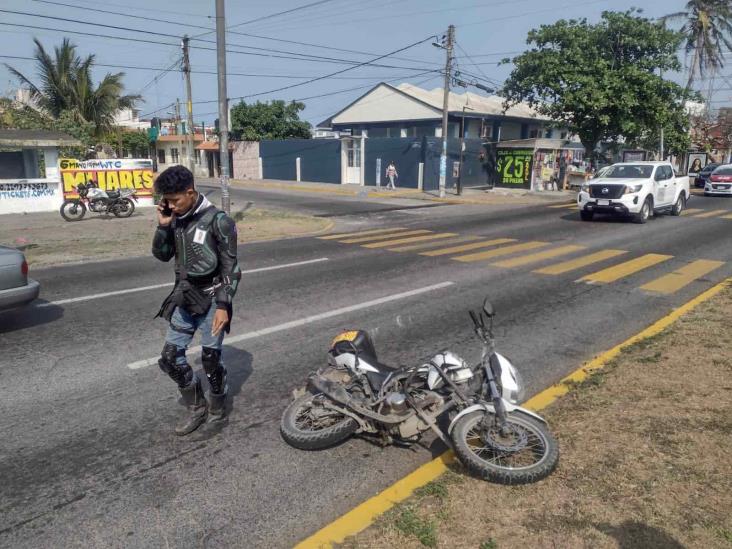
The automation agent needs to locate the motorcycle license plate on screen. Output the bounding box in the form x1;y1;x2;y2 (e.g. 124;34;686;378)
597;199;610;206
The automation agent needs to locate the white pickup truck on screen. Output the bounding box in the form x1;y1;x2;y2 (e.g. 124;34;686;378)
577;162;690;224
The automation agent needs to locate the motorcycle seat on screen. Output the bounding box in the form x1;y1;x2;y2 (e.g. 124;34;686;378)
107;191;120;199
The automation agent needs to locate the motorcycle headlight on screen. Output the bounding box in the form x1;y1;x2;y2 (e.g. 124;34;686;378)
499;361;526;404
624;183;643;194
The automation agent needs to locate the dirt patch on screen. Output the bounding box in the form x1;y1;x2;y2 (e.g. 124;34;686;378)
0;206;330;267
344;285;732;549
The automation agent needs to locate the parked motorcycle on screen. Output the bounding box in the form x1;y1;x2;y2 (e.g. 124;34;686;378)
281;298;559;484
60;182;137;222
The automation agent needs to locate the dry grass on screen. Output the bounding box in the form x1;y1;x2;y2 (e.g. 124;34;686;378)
345;285;732;549
0;206;330;267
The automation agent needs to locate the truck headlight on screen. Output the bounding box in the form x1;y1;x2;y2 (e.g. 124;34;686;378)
624;184;643;194
580;183;590;193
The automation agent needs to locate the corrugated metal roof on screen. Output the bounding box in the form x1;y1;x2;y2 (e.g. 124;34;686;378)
395;83;550;120
0;129;81;146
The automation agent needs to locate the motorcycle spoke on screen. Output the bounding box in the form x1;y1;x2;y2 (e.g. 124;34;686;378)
465;422;547;469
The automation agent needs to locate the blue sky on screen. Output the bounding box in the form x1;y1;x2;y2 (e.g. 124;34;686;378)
0;0;725;127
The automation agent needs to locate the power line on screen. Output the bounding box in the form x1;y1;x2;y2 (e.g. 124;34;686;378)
191;0;341;40
29;0;429;65
0;11;439;73
191;34;437;106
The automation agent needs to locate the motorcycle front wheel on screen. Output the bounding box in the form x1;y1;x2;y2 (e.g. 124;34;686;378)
280;393;358;450
60;199;86;222
112;198;135;218
451;410;559;485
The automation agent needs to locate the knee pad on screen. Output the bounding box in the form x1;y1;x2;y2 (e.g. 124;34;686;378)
202;347;226;394
158;342;192;388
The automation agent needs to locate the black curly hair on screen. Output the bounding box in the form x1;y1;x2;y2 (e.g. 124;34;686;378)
154;165;195;194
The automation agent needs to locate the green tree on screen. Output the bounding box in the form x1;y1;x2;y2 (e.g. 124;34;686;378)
501;10;692;158
661;0;732;90
230;100;311;141
5;38;140;135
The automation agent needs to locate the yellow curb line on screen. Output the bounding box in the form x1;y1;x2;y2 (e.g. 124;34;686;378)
295;276;732;549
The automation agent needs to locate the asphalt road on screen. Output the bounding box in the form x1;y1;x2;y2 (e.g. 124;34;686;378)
1;187;731;548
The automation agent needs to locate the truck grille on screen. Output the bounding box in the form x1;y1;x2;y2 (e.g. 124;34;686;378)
590;184;625;199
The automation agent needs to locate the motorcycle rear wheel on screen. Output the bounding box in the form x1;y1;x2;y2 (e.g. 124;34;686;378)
280;393;358;450
60;199;86;222
451;410;559;485
112;198;135;218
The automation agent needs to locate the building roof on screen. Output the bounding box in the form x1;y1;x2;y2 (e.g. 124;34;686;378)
0;129;81;147
322;82;551;127
195;141;233;151
157;134;204;142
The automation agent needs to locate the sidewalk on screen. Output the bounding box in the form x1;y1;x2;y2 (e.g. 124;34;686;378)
218;178;575;206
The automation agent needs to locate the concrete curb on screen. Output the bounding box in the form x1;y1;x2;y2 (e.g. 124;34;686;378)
294;276;732;549
225;179;574;206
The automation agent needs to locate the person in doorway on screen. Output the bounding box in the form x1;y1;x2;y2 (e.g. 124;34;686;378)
385;161;398;190
152;166;241;435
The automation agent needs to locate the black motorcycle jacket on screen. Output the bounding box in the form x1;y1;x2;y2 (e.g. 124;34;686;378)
152;193;241;325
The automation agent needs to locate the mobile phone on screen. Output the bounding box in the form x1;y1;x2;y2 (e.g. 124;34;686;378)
160;199;172;216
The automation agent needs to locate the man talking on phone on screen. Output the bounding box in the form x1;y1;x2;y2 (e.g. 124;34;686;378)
152;166;241;435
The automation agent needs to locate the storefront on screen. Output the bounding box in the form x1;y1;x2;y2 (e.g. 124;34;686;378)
493;139;587;191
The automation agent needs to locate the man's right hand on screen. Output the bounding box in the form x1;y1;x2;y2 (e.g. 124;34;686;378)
157;204;174;226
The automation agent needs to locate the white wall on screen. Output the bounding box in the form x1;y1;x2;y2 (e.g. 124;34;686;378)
0;178;63;214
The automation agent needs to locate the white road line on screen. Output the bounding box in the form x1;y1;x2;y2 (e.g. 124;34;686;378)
37;258;330;307
127;281;455;370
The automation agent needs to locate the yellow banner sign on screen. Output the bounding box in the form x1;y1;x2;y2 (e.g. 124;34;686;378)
60;158;154;198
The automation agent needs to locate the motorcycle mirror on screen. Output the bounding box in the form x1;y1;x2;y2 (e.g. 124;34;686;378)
482;298;495;318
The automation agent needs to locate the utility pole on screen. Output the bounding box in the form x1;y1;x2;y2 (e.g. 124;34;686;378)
182;36;195;173
438;25;455;199
215;0;230;213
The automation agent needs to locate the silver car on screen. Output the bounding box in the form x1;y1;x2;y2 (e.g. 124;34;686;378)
0;245;40;310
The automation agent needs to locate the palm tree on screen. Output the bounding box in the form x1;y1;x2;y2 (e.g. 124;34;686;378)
662;0;732;90
5;38;140;134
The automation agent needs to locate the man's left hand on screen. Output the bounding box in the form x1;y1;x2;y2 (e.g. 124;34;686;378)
211;308;229;336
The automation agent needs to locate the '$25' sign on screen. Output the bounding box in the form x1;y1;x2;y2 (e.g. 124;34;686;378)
496;149;534;186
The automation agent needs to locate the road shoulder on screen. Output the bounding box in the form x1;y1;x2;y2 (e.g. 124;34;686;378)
299;279;732;549
0;207;332;267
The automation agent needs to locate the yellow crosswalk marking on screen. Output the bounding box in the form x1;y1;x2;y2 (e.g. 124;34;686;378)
420;238;517;257
388;235;482;252
339;230;431;244
548;203;578;209
580;253;673;284
690;209;729;218
363;232;457;249
640;259;725;294
680;208;703;216
318;227;406;240
723;214;732;220
534;249;628;275
492;245;586;268
453;241;549;263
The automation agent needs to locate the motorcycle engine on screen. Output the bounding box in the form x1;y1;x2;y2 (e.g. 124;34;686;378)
393;391;444;440
89;199;106;212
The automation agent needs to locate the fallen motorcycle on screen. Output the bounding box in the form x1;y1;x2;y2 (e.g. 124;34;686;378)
60;181;138;221
281;298;559;484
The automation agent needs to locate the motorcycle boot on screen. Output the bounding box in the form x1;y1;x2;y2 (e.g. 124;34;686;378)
202;347;228;421
176;375;208;435
159;342;208;435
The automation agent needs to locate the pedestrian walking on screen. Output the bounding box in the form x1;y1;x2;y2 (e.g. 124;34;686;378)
385;161;398;190
152;166;242;435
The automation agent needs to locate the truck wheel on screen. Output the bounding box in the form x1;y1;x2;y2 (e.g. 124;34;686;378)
634;198;652;224
671;194;685;216
580;211;594;221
